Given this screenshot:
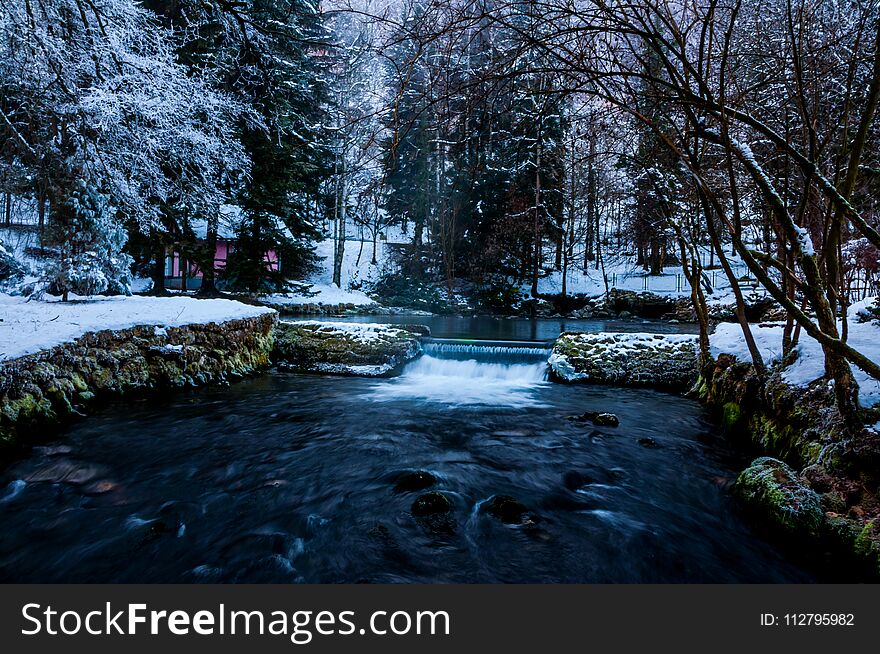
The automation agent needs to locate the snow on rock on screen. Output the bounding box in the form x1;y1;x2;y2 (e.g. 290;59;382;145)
0;293;275;361
709;298;880;408
273;320;427;377
550;332;699;390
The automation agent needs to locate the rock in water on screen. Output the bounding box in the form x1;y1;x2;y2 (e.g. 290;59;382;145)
733;457;824;538
411;491;452;516
592;413;620;427
483;494;537;525
637;437;659;448
272;321;423;377
562;471;594;491
549;332;698;390
394;470;437;493
568;411;620;427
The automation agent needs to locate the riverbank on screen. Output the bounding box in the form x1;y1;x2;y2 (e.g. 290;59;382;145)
0;294;276;451
3;293;878;580
698;355;880;578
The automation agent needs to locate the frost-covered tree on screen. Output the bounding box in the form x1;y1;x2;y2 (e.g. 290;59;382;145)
0;0;248;298
325;10;389;285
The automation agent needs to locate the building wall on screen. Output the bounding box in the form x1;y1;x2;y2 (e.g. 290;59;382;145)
165;239;279;289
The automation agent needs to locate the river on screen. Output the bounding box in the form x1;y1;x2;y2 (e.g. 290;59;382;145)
0;319;811;582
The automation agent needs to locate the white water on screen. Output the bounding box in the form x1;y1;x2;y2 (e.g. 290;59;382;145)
421;342;552;361
368;342;551;407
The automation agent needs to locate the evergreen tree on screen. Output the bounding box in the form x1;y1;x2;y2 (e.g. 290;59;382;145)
145;0;332;294
224;0;332;292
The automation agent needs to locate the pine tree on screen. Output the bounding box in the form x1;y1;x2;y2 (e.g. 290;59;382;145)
224;0;332;292
46;182;133;300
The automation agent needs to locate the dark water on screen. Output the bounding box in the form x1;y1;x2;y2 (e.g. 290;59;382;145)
0;343;810;583
321;315;699;341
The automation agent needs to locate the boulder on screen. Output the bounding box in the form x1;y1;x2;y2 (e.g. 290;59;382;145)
393;470;437;493
733;457;824;538
569;411;620;427
482;494;538;525
273;321;424;377
550;332;699;391
411;491;453;516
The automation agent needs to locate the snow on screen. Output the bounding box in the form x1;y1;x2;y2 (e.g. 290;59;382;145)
262;282;376;307
560;331;699;348
531;245;759;302
311;237;393;290
264;235;399;307
0;293;275;361
793;224;816;257
710;298;880;408
709;322;787;364
283;320;412;341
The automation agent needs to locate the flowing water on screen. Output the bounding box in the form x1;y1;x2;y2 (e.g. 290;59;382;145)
0;336;812;583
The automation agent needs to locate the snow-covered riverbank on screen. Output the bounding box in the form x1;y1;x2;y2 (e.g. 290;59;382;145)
0;294;275;361
709;298;880;408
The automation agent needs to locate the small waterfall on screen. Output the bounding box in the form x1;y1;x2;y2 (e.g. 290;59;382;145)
421;340;552;365
368;339;552;406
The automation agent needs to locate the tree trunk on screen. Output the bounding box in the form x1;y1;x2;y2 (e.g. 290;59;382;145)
649;237;663;275
585;135;597;267
150;230;168;296
531;128;543;298
196;219;221;298
38;191;45;229
701;193;767;376
333;208;345;288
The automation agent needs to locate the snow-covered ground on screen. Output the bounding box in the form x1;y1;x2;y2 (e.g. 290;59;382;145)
534;247;755;303
710;298;880;407
266;236;399;307
284;320;414;341
262;283;376;307
0;293;275;361
0;227;43;287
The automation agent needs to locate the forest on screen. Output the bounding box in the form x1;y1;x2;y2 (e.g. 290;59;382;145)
2;0;880;421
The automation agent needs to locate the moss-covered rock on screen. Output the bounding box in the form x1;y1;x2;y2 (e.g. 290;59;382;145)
273;321;423;376
734;457;824;538
699;355;844;467
549;332;698;391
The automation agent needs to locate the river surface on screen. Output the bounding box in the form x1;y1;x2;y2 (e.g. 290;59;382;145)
320;314;700;341
0;334;811;583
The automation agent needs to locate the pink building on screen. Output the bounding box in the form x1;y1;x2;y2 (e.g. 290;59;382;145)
163;210;281;290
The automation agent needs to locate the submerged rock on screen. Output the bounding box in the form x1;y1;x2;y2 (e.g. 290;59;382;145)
562;470;594;491
411;491;452;516
482;494;538;526
393;470;437;493
734;457;824;538
569;411;620;427
273;321;424;377
637;437;660;448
